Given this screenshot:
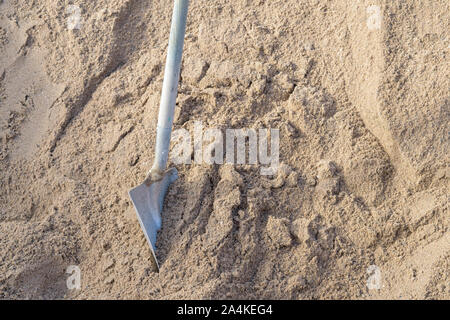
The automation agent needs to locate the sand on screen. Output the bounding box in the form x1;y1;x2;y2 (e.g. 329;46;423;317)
0;0;448;299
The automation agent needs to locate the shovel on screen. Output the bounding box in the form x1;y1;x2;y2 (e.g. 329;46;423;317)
128;0;189;270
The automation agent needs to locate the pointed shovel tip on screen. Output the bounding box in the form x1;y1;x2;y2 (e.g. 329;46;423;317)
128;168;178;270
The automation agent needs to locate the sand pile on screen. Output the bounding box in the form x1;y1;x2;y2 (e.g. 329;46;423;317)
0;0;448;299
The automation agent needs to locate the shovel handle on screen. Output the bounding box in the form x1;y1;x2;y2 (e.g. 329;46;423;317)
149;0;189;181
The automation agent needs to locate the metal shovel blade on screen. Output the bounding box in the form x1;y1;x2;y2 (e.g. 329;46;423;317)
128;168;178;269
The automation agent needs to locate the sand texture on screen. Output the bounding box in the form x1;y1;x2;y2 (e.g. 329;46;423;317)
0;0;449;299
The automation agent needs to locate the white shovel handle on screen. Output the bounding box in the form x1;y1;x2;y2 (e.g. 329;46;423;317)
149;0;189;181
